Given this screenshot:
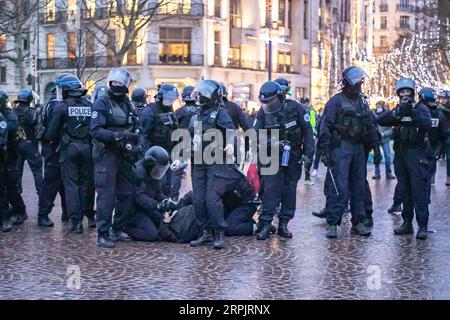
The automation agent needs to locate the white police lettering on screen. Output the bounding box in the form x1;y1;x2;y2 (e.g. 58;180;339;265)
0;121;6;129
401;117;412;122
69;106;91;117
431;118;439;127
285;120;297;129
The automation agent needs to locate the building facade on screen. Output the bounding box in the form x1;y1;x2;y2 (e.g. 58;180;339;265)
36;0;314;108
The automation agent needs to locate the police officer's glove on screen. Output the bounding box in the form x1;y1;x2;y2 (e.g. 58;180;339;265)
398;100;413;117
159;198;178;213
321;154;336;169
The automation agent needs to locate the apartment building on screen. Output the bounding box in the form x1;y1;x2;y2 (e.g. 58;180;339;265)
36;0;314;107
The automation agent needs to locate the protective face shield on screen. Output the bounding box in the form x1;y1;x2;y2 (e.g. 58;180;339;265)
144;146;171;180
438;90;450;105
182;86;195;103
191;80;222;106
342;66;368;87
159;86;179;108
260;94;282;114
107;67;132;88
258;81;284;113
56;74;84;101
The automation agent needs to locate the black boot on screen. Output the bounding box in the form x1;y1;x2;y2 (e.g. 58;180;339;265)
190;229;214;247
326;225;337;238
277;220;293;238
38;216;54;227
256;224;271;240
87;216;96;229
213;231;225;249
70;220;84;234
2;218;12;232
97;233;115;248
365;216;374;228
312;208;327;219
13;212;28;225
110;229;132;242
394;221;414;235
255;223;277;234
351;223;371;237
388;203;402;214
416;226;428;240
61;211;70;222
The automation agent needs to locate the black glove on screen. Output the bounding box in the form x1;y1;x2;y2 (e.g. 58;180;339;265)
321;153;336;169
398;101;413;117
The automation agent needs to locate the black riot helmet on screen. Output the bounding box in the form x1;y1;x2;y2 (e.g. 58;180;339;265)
274;77;291;95
107;67;132;97
0;89;9;109
14;89;34;104
56;73;86;98
419;87;437;105
341;66;367;97
182;86;195;103
191;80;223;107
300;97;310;105
131;87;148;108
144;146;171;180
395;77;416;102
220;83;229;100
258;81;285;114
155;83;179;110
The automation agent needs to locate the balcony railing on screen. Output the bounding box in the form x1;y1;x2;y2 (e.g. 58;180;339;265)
37;56;137;70
398;24;411;30
40;10;78;24
379;4;388;12
227;59;266;71
396;4;415;13
148;54;204;66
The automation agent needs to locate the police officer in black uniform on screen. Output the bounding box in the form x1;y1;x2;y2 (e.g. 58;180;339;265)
0;89;27;232
253;80;314;240
188;80;236;249
46;74;94;234
417;87;447;187
36;75;70;226
91;84;108;104
91;67;141;248
0;92;10;231
131;87;148;114
12;89;43;198
438;90;450;186
125;146;171;242
318;66;379;238
176;86;198;129
140;83;181;199
377;78;432;240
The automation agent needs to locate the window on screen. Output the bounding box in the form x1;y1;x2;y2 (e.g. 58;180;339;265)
67;32;77;59
380;35;387;47
47;33;55;59
302;53;309;65
266;0;273;27
127;41;137;65
228;46;241;67
279;0;286;26
159;28;192;64
230;0;241;28
214;31;221;65
214;0;221;17
400;16;409;29
303;0;309;39
23;37;30;51
0;66;6;83
47;0;56;20
277;51;292;72
85;31;95;57
380;16;387;29
0;34;6;52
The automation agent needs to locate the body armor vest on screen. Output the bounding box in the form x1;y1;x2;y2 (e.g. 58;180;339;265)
149;103;178;148
65;98;92;140
106;98;139;132
394;102;427;150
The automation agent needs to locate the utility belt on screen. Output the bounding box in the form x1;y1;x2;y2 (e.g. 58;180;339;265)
61;133;91;145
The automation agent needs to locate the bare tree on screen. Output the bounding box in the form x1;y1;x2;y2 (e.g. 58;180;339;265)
0;0;48;88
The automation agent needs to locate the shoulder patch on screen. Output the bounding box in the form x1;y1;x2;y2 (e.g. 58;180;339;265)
0;121;6;129
92;111;98;119
304;114;310;122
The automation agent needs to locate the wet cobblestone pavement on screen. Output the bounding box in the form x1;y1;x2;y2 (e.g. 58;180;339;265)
1;161;450;300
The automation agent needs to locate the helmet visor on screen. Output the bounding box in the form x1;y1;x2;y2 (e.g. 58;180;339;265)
150;163;170;180
192;80;218;100
107;68;132;88
162;90;179;107
344;68;368;86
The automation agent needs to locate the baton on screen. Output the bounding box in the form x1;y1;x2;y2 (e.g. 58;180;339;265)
328;168;340;196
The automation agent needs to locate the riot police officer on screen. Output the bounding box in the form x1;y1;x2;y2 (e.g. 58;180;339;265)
437;90;450;186
176;86;197;129
131;87;148;114
0;92;10;231
188;79;236;249
46;74;94;234
318;66;379;238
13;89;43;198
300;97;317;186
377;78;432;240
253;80;314;240
0;89;27;232
140;83;180;199
91;67;141;248
418;87;447;187
37;74;71;226
125;146;171;242
91;84;108;104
